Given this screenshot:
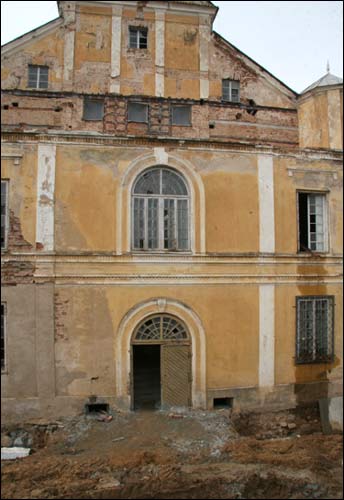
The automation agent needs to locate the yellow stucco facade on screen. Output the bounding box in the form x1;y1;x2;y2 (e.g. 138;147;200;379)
1;0;342;422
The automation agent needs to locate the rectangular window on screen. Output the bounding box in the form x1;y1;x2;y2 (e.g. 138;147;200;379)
222;79;240;102
298;192;327;252
28;65;49;89
1;180;8;250
83;98;104;121
128;102;148;123
1;303;5;372
296;296;334;364
129;27;148;49
171;105;191;126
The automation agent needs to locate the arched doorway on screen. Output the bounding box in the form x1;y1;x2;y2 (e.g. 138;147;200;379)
131;314;191;410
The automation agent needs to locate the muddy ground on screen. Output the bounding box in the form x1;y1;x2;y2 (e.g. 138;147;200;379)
1;405;343;499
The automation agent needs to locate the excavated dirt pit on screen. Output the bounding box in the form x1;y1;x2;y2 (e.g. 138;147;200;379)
1;405;343;499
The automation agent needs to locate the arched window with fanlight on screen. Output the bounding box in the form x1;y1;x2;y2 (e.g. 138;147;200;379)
132;167;190;251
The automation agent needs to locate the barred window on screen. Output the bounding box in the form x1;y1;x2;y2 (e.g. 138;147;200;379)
222;79;240;102
28;65;49;89
1;181;8;250
132;167;190;251
83;98;104;120
298;192;328;252
296;296;334;364
129;27;148;49
1;303;5;371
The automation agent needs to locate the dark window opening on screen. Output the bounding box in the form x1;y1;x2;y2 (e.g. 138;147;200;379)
1;303;5;371
133;345;161;410
128;102;148;123
298;192;326;252
85;403;109;414
83;98;104;121
298;192;309;251
3;105;9;110
129;27;148;49
1;181;8;250
213;397;233;409
12;102;18;107
172;105;191;126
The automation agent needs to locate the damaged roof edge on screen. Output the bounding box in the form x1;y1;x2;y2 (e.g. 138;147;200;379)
1;17;62;52
213;31;298;97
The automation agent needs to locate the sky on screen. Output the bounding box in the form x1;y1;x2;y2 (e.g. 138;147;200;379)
1;0;343;93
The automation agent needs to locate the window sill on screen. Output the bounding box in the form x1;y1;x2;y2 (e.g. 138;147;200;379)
295;358;334;365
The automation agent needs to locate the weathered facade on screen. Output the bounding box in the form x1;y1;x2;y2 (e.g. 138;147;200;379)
1;0;343;422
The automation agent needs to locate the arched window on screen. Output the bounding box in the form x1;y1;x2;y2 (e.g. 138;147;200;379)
132;167;190;251
133;315;189;342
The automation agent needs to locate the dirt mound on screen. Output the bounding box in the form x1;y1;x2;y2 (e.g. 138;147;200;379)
1;407;343;499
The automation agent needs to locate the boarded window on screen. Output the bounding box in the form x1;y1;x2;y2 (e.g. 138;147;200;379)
171;105;191;126
296;296;334;364
222;79;240;102
128;102;148;123
129;27;148;48
28;65;49;89
1;181;8;250
298;192;327;252
83;98;104;120
1;303;5;371
132;167;190;251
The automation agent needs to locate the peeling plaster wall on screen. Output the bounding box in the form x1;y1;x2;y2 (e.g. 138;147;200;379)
1;1;342;422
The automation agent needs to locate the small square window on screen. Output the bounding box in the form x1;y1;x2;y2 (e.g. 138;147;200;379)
83;98;104;121
222;79;240;103
128;102;148;123
296;296;334;364
171;105;191;126
129;27;148;49
28;65;49;89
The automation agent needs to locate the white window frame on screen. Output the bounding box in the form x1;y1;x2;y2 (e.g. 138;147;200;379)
1;302;6;373
298;191;329;253
28;65;49;89
1;180;9;251
222;79;240;103
131;168;190;252
129;26;148;49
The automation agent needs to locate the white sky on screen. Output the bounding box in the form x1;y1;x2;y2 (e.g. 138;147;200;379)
1;0;343;93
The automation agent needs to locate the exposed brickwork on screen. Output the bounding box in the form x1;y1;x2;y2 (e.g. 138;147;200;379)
7;210;34;252
54;292;70;342
1;260;35;285
2;92;299;147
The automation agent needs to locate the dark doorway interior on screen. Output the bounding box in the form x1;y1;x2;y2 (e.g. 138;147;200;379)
133;345;161;410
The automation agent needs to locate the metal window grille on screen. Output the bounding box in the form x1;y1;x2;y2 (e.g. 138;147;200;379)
296;296;334;364
1;181;8;250
129;27;148;48
134;315;188;342
28;65;49;89
1;303;5;371
83;98;104;120
222;79;240;103
171;106;191;126
128;102;149;123
132;167;189;251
